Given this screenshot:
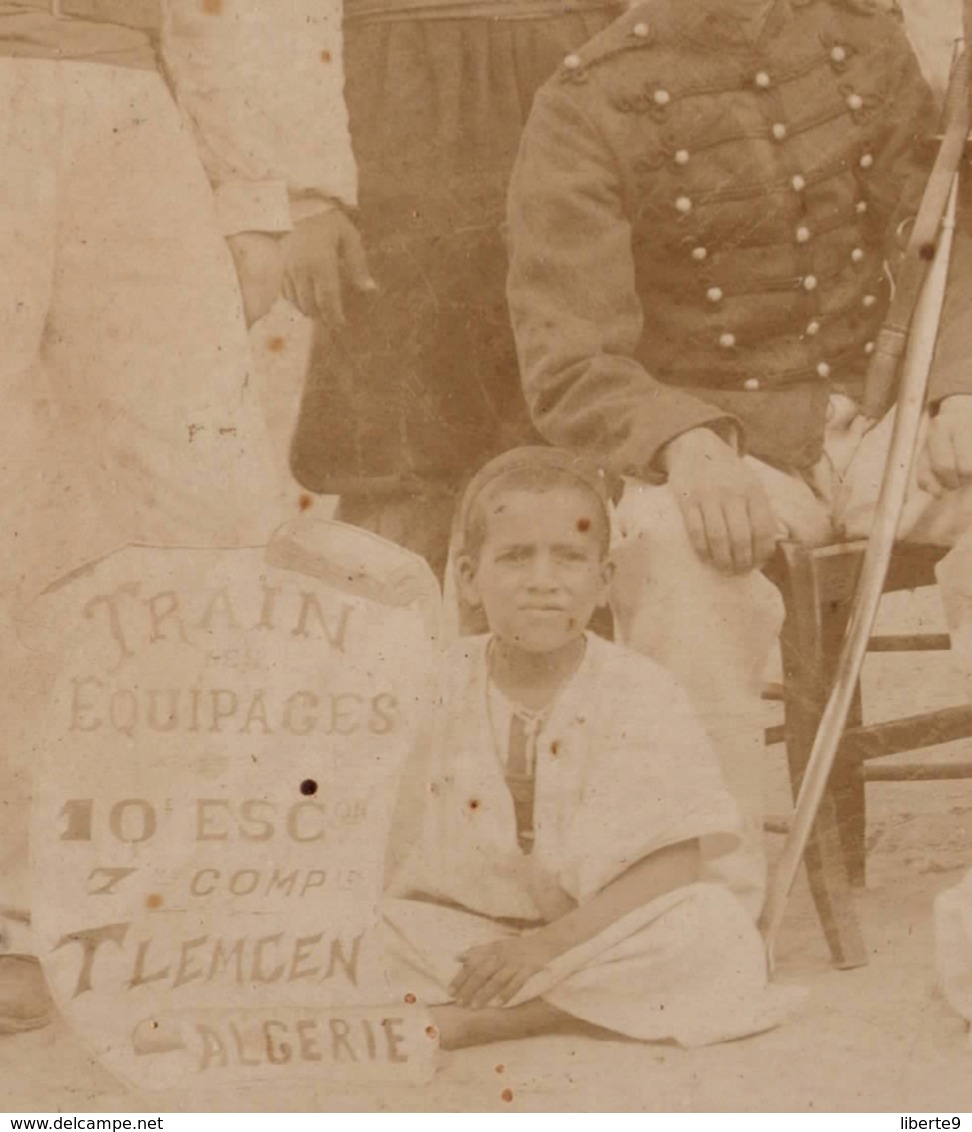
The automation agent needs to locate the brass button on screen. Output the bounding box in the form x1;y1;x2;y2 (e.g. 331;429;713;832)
719;332;736;349
806;320;821;336
860;153;874;169
862;293;877;308
675;149;690;165
847;93;864;112
817;362;831;378
851;248;865;263
692;246;708;261
707;286;724;303
755;71;771;89
563;53;581;70
654;88;671;107
796;226;811;243
772;122;788;141
792;174;806;192
803;275;818;292
632;21;649;37
743;377;761;391
855;201;868;214
864;341;875;355
831;45;847;64
675;195;693;214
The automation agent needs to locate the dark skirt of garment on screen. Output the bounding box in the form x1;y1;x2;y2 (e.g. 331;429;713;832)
290;6;622;496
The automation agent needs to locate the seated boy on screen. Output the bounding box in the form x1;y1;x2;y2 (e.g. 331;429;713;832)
382;446;802;1051
506;0;972;913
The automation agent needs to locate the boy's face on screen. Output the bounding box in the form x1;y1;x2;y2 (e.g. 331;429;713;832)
459;486;612;654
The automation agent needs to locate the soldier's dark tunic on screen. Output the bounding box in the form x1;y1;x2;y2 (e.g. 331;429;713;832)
507;0;972;478
288;0;623;578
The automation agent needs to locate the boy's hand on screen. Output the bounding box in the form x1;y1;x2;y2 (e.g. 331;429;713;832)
661;427;778;575
448;934;557;1009
916;395;972;498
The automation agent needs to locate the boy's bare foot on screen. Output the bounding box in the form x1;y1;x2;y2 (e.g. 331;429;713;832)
431;1000;612;1050
0;956;53;1035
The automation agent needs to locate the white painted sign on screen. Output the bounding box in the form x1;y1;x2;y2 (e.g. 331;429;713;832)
30;519;441;1090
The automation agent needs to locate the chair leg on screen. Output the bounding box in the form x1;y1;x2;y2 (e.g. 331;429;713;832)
778;545;868;969
814;581;867;887
831;684;866;888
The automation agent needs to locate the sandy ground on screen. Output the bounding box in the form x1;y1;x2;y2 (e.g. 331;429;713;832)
3;309;972;1113
3;586;971;1113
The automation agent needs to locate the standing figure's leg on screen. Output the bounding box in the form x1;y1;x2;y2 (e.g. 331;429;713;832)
837;409;972;700
46;63;280;557
1;60;281;1026
289;11;621;577
0;62;62;1028
336;489;459;584
0;61;66;605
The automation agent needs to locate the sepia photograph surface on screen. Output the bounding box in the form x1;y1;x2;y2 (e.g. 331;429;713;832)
2;0;972;1114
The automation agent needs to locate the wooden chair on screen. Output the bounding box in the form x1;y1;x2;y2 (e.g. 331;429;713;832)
765;541;972;969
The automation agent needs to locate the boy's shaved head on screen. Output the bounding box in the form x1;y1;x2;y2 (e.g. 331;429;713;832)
457;447;614;563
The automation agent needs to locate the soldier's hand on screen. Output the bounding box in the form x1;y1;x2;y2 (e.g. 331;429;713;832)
226;232;286;327
916;395;972;499
662;427;778;575
282;208;377;325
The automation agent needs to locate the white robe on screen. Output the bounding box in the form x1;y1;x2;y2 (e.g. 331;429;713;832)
383;634;804;1047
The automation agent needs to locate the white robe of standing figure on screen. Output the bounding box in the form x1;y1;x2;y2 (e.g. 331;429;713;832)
0;0;354;959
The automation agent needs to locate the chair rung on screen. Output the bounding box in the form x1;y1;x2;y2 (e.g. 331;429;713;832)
764;723;786;746
841;705;972;762
762;683;785;702
764;815;791;834
867;633;952;652
863;760;972;782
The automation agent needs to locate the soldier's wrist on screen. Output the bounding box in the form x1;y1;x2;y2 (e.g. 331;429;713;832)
660;424;738;474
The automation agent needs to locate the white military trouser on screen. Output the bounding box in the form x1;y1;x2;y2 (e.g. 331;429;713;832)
611;395;972;918
0;59;281;952
898;0;961;100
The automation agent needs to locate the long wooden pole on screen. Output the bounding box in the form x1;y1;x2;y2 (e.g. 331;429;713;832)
968;0;972;100
760;16;972;958
760;172;962;958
